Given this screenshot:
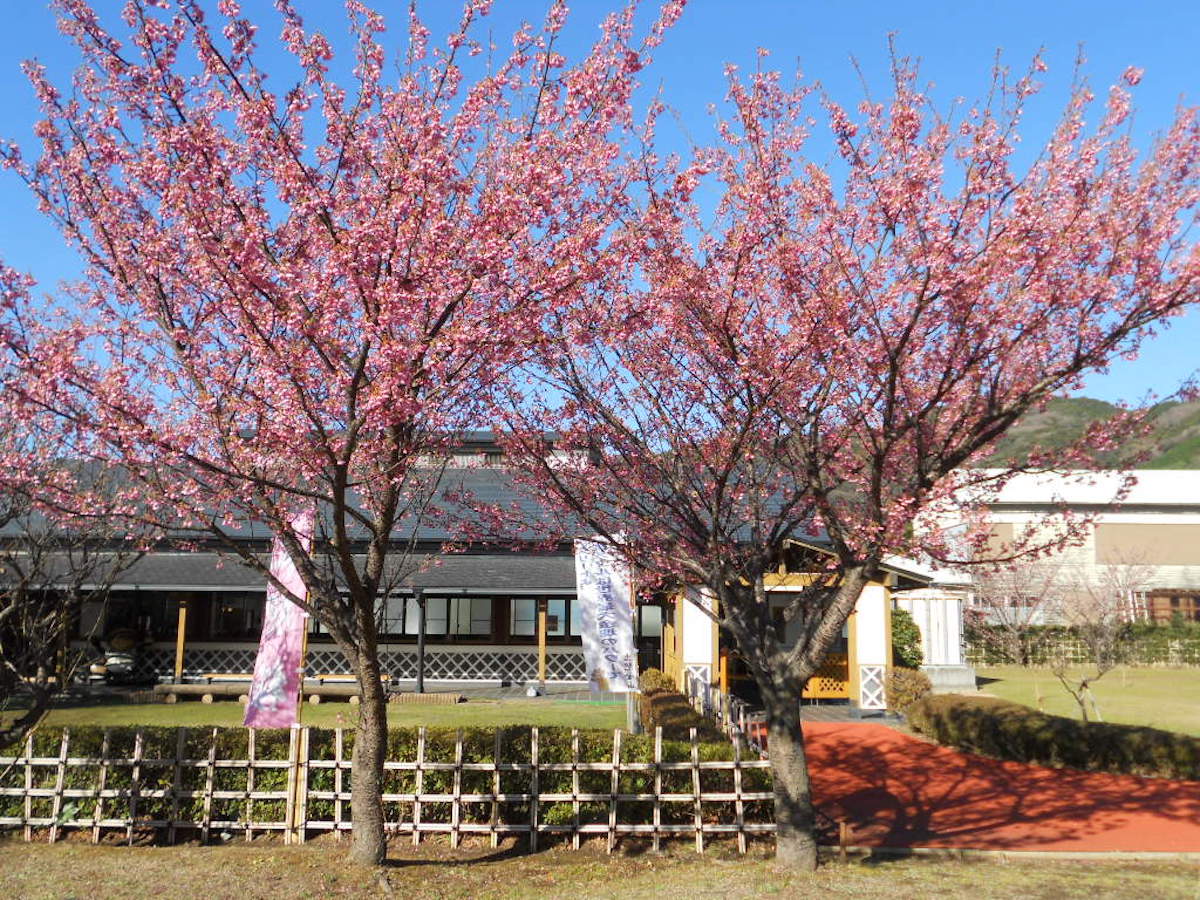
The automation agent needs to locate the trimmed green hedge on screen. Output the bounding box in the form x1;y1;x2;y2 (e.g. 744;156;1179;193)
638;668;727;743
0;724;764;831
907;694;1200;780
965;621;1200;666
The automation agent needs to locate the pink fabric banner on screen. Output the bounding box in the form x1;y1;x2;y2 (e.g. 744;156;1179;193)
244;509;315;728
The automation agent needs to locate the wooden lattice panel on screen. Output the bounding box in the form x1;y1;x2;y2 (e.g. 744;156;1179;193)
802;653;849;699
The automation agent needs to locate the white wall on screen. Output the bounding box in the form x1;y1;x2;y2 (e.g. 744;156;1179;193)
855;583;890;666
894;590;964;666
681;586;714;673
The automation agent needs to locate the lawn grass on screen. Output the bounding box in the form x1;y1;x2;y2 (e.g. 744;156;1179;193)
1;840;1197;899
974;665;1200;737
6;697;627;732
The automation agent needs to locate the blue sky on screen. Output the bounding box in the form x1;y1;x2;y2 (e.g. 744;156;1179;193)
1;1;1197;404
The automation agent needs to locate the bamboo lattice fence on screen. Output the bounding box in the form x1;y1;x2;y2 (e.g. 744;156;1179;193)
0;725;776;853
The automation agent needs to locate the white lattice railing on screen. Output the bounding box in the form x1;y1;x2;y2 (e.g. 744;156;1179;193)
131;642;588;684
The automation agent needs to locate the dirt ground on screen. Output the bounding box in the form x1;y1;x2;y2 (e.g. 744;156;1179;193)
1;837;1198;900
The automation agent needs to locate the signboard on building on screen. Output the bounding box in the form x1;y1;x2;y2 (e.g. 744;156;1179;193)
245;509;314;728
574;537;638;693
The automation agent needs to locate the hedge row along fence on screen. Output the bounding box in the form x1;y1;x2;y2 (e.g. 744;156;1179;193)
0;725;777;853
906;694;1200;781
964;625;1200;667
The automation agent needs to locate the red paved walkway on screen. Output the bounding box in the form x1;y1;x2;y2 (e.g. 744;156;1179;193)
802;722;1200;853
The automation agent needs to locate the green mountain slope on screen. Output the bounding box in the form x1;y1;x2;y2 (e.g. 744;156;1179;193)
986;397;1200;469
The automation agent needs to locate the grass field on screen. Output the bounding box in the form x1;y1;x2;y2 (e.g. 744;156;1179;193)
5;697;628;732
974;666;1200;737
1;840;1197;899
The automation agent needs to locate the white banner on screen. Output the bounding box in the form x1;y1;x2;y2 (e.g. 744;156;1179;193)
574;537;638;693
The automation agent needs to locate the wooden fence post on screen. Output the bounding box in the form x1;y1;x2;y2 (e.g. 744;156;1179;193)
92;729;111;844
570;729;581;850
733;736;746;854
22;732;33;843
690;727;703;854
284;726;309;845
127;729;144;845
284;728;297;846
490;730;502;850
245;728;256;843
48;729;69;844
529;728;539;853
412;727;425;847
168;728;187;844
607;729;621;854
451;729;463;849
652;727;662;854
201;727;218;843
296;727;310;845
334;727;344;841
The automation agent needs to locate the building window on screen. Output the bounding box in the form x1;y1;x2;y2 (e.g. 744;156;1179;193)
638;604;663;639
209;592;264;640
1149;591;1200;624
511;598;537;636
401;596;449;635
450;596;492;636
511;598;570;638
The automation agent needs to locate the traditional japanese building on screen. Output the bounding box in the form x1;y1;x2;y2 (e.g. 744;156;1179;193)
6;433;967;711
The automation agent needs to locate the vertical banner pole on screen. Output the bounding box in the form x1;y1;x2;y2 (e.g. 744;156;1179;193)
627;565;642;734
296;622;309;727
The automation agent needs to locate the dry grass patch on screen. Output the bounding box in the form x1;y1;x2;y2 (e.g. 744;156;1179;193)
1;837;1198;899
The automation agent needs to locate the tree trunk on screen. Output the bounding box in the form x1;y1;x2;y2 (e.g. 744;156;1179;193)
764;689;819;871
350;648;389;866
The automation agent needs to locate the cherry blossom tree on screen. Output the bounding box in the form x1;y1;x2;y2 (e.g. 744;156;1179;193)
504;54;1200;869
0;0;681;865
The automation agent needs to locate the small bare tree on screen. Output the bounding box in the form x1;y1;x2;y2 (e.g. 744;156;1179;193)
1049;553;1155;722
0;489;141;747
970;560;1072;665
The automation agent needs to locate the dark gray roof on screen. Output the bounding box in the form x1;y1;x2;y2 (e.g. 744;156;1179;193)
405;553;576;593
15;549;577;595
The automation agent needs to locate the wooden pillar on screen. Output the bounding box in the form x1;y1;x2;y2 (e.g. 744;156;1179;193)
173;599;188;684
537;597;548;685
847;606;859;707
415;589;427;694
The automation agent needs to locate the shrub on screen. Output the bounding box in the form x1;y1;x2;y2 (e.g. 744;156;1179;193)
636;670;727;743
906;693;1200;780
891;607;924;669
885;666;932;712
638;667;677;696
